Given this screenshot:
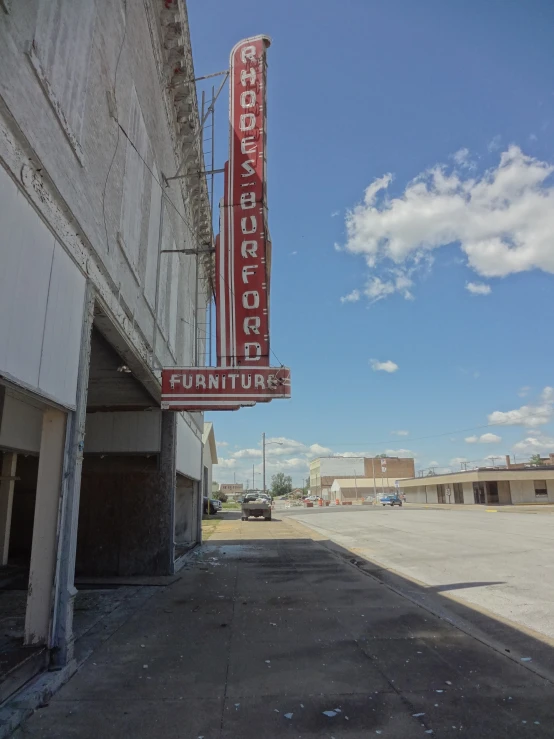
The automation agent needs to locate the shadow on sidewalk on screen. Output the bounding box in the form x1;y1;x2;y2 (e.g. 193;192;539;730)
11;528;554;739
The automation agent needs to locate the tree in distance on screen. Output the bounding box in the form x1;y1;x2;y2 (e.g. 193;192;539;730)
271;472;293;497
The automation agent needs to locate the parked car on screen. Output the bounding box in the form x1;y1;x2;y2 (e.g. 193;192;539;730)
203;497;220;515
380;495;402;507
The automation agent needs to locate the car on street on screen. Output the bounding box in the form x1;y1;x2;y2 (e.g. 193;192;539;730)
380;495;403;507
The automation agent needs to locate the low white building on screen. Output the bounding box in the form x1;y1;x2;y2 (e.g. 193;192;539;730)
331;477;410;503
401;468;554;505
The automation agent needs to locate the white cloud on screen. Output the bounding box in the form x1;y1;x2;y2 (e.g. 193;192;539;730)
513;435;554;453
466;282;491;295
341;146;554;299
428;460;440;467
480;433;502;443
216;441;229;447
216;458;237;468
384;448;414;456
392;430;409;436
291;251;298;255
541;386;554;402
465;433;502;444
488;135;502;152
232;448;262;459
309;443;333;456
452;148;475;170
450;456;468;466
370;359;399;373
488;391;553;428
331;210;340;217
364;270;414;302
518;386;531;398
340;289;360;303
529;133;538;143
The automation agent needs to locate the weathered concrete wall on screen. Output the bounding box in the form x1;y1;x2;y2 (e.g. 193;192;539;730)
76;456;173;576
175;474;194;546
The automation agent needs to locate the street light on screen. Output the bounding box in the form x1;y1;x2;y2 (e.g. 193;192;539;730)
262;433;283;495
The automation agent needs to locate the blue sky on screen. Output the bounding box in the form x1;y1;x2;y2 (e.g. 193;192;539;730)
188;0;554;487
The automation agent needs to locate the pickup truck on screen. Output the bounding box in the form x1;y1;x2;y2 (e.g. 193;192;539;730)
241;495;272;521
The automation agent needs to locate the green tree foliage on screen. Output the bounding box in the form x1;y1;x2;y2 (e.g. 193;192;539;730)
270;472;293;497
529;454;544;466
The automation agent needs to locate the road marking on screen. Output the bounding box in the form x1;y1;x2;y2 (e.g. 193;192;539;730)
486;509;498;513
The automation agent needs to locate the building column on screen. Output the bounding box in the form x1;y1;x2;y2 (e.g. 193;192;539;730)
51;284;95;667
24;409;67;646
161;410;177;574
0;452;17;565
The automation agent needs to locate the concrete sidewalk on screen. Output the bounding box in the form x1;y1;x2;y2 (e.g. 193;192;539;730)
405;503;554;514
12;514;554;738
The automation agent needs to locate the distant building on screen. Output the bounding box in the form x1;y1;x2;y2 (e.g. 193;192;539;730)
310;456;415;500
331;477;411;502
220;483;244;500
202;424;218;505
401;467;554;505
212;481;220;495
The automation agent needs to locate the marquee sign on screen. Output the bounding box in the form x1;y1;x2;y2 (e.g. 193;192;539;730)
161;35;291;413
161;367;291;411
217;35;271;368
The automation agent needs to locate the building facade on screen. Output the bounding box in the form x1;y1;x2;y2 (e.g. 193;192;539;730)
220;483;244;500
401;468;554;505
310;456;415;500
0;0;210;689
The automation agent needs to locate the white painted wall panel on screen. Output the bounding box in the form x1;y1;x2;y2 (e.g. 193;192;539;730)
0;166;55;389
84;411;161;454
320;457;365;478
120;86;149;271
38;243;85;406
0;394;43;454
176;414;201;481
144;165;162;309
35;0;97;140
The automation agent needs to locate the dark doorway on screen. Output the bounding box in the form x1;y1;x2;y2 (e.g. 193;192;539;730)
473;482;486;504
437;484;446;504
453;482;464;504
486;481;499;504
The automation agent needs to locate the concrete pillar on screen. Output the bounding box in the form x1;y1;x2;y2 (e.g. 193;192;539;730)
25;409;67;646
161;410;177;574
51;284;95;666
0;452;17;565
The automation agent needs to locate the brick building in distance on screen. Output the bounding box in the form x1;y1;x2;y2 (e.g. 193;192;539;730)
309;456;415;500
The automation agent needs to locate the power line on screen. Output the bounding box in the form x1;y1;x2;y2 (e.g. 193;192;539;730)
319;420;518;449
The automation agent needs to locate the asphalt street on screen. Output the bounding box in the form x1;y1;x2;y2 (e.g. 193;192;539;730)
279;505;554;641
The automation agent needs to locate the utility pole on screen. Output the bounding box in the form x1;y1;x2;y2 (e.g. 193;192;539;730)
252;464;255;492
262;432;266;494
371;457;377;503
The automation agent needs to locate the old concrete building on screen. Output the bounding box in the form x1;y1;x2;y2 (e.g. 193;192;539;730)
310;456;415;499
0;0;211;695
401;468;554;505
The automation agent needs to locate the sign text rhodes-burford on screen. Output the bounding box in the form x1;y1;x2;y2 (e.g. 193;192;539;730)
161;36;291;412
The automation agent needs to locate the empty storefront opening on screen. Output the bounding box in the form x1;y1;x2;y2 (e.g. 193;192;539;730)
453;482;463;504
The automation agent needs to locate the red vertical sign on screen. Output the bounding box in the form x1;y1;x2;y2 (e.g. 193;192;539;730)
217;36;271;367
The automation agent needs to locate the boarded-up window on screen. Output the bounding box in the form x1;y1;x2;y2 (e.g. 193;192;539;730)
144;165;162;308
32;0;97;160
157;212;179;353
120;86;151;272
